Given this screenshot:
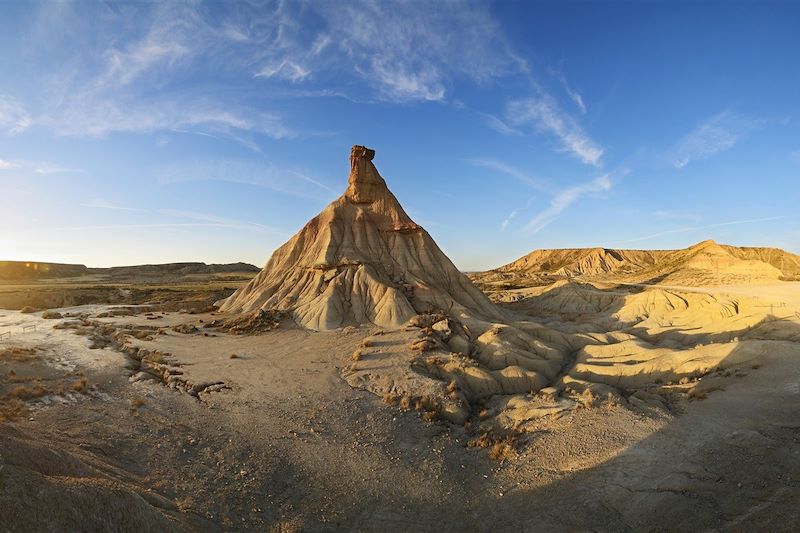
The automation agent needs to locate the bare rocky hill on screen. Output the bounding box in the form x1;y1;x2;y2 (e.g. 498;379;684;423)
478;240;800;287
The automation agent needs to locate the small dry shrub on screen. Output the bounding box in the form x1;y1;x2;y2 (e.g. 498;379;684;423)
422;410;439;423
578;388;596;408
382;391;399;405
361;339;373;348
602;392;618;408
351;349;363;362
229;353;239;359
71;377;88;393
129;397;146;409
398;394;412;410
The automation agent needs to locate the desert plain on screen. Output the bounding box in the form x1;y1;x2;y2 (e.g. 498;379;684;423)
1;147;799;532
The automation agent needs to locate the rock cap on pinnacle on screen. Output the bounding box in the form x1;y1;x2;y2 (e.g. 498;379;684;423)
345;145;388;204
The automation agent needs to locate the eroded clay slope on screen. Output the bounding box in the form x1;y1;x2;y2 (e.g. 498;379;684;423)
219;146;502;330
498;247;668;278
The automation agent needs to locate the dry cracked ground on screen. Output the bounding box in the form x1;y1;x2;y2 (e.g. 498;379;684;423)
1;281;800;531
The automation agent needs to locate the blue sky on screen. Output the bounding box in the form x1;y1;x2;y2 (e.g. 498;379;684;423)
1;1;798;270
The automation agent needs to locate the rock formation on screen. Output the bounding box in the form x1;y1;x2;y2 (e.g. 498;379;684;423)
219;145;502;330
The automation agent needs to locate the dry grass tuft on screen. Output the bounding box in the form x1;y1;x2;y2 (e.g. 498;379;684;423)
229;353;239;359
0;398;27;422
9;383;51;400
175;497;192;512
468;432;518;462
0;347;39;362
350;349;363;362
361;339;374;348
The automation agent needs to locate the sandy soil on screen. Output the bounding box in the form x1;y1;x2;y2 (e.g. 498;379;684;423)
1;281;799;531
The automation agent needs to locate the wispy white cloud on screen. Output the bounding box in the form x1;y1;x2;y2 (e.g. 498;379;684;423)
480;113;523;136
41;98;294;141
0;95;31;134
525;174;613;233
501;210;518;231
553;69;586;114
51;222;275;233
671;111;760;169
255;60;311;83
25;2;295;143
34;163;82;174
613;215;788;245
369;61;445;102
158;159;334;200
506;94;604;166
158;209;287;235
499;196;538;232
16;0;519;147
97;29;189;89
0;159;81;174
567;90;586;114
82;199;142;211
47;208;287;236
245;0;516;103
469;158;550;192
311;34;331;56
